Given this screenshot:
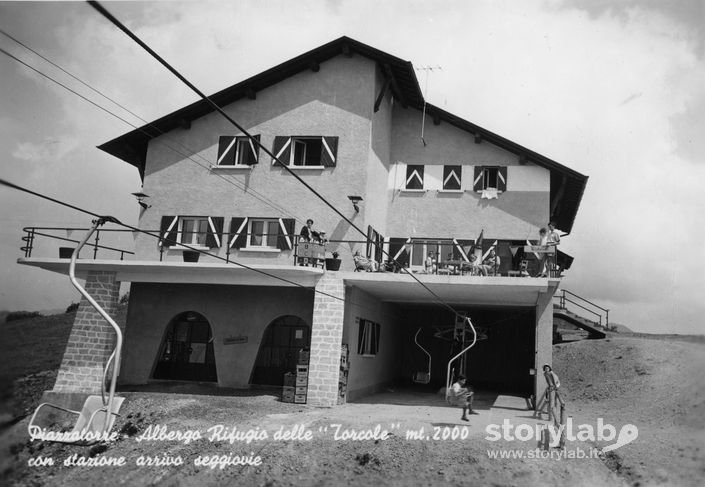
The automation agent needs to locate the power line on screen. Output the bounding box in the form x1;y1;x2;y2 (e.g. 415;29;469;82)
87;0;463;319
0;29;303;225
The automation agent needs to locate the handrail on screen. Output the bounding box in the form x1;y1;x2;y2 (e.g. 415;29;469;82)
558;298;602;327
562;289;609;313
554;289;609;329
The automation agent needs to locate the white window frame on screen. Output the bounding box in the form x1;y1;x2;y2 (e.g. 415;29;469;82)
290;137;324;167
246;218;280;250
482;166;500;190
176;217;209;248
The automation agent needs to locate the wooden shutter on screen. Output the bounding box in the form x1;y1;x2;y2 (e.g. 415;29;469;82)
217;136;237;165
375;233;384;263
321;136;338;167
277;218;295;250
159;216;178;247
229;217;249;249
245;134;261;165
497;166;508;192
443;165;462;190
366;225;374;258
453;239;472;262
205;217;224;248
272;136;291;166
405;165;424;190
473;166;484;192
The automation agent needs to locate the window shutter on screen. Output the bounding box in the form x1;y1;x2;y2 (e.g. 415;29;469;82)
366;225;374;258
375;233;384;263
159;216;178;247
205;217;224;248
217;136;237;165
497;166;508;192
229;217;248;249
443;165;462;190
272;136;291;166
245;134;261;165
453;239;472;262
277;218;295;250
473;166;484;192
405;165;424;190
321;136;338;167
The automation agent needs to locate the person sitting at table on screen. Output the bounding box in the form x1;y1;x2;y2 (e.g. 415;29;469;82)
425;251;437;274
481;249;500;276
463;253;484;276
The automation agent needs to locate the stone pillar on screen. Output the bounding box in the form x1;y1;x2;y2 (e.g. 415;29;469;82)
534;289;554;407
307;273;345;407
53;271;123;393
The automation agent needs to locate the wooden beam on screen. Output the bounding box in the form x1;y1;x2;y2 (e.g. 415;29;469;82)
474;133;483;144
178;118;191;130
342;44;353;57
433;114;441;126
309;61;320;72
245;88;256;100
374;76;391;113
519;154;528;165
382;64;407;108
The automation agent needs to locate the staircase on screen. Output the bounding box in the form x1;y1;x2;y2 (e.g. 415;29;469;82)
553;289;609;340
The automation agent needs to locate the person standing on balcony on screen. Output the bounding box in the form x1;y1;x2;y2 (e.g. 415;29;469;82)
546;221;560;277
300;219;315;242
425;251;437;274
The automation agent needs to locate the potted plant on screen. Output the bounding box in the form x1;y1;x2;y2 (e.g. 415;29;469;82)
325;251;341;271
182;250;200;262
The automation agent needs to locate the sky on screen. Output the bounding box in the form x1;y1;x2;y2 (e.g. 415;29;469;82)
0;0;703;334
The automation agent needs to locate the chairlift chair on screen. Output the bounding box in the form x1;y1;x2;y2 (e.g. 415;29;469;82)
27;218;125;443
412;328;432;384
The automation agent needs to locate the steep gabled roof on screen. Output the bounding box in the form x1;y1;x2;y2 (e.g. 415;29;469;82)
98;36;587;232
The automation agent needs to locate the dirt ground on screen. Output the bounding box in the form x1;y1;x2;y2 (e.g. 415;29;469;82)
1;331;704;486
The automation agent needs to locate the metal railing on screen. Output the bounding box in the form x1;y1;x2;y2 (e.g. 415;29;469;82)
553;289;610;329
21;226;135;260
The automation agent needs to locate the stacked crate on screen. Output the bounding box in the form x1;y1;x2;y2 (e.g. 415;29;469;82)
338;344;350;405
282;372;296;403
295;348;310;404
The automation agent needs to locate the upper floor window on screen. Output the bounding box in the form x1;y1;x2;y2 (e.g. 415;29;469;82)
473;166;507;193
272;136;339;167
180;217;209;246
228;217;295;251
405;164;424;190
159;216;224;248
443;165;462;190
248;219;280;249
217;135;260;166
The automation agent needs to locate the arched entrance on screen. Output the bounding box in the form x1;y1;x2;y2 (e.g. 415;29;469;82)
250;315;310;386
153;311;217;382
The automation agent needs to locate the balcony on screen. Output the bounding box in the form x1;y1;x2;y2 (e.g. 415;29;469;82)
17;227;566;306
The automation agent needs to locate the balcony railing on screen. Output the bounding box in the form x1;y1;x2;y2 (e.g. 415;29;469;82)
20;226;565;279
21;227;134;260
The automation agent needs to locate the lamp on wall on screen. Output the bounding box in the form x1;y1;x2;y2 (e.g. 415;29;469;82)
131;192;151;210
347;195;363;213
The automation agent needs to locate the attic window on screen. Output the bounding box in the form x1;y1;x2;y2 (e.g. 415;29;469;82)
292;138;323;166
217;135;260;166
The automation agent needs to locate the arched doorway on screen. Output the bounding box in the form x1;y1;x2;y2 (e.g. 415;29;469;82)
153;311;217;382
251;315;310;386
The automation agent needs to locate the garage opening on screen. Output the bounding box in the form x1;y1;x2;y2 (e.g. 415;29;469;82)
153;311;217;382
401;306;535;395
250;315;310;386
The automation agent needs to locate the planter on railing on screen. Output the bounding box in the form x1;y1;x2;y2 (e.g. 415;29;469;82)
59;247;75;259
325;258;341;271
182;250;200;263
